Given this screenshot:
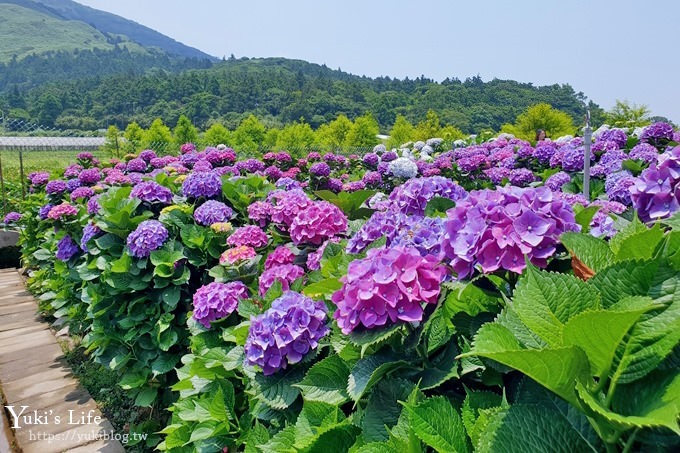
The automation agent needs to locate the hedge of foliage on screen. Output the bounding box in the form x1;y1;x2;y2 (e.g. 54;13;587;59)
4;123;680;452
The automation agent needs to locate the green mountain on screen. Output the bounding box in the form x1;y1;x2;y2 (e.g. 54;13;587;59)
0;0;215;61
2;57;603;133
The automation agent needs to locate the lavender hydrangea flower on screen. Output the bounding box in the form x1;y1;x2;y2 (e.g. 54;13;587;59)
78;168;101;185
381;151;398;162
630;147;680;222
347;209;409;254
289;201;348;246
192;281;249;328
640;122;674;148
70;186;95;201
605;171;636;205
264;246;296;270
130;181;174;205
65;179;82;192
387;176;468;216
441;186;579;278
193;200;233;226
63;164;83;179
46;180;67;195
258;264;305;296
237;159;266;173
309;162;331;177
139;150;158;162
126;220;169;258
544;171;571;191
56;235;80;261
363;153;380;168
390;216;446;258
533;143;558;164
275;177;302;191
3;212;21;224
332;246;445;334
29;172;50;186
268;189;312;228
598;128;628;148
87;195;102;215
39;204;54;220
80;223;102;252
248;201;272;227
508;168;538;187
628;143;659;164
227;225;269;248
244;291;329;375
126;158;148;173
181;171;222;199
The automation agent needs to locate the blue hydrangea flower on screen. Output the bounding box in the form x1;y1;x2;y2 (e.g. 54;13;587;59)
126;220;169;258
193;200;233;226
56;235;80;261
181;171;222;199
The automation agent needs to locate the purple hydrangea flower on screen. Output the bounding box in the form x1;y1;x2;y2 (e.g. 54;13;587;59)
3;212;21;224
275;177;302;191
193;160;213;172
544;171;571;191
630;147;680;222
640;122;674;148
561;147;586;172
65;179;82;192
441;186;579;278
227;225;269;248
289;201;348;246
126;220;169;258
533;143;558;164
264;166;283;181
46;180;67;195
126;158;148;173
87;195;102;215
628;143;659;164
508;168;538;187
78;168;101;185
244;291;329;375
80;223;102;252
63;164;83;179
483;167;511;185
363;153;380;168
194;200;233;226
347;209;409;254
605;171;636;205
248;201;272;227
29;172;50;186
332;246;445;334
390;216;446;258
598;128;628;148
56;235;80;261
130;181;174;205
387;176;467;216
258;264;305;297
70;186;95;201
139;150;158;162
192;281;249;328
237;159;266;173
326;178;344;192
181;171;222;199
39;204;54;220
309;162;331;177
381;151;398;162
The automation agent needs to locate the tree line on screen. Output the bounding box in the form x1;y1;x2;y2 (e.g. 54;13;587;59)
0;56;603;135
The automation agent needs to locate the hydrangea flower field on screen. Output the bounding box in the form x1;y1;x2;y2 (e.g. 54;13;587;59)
3;124;680;452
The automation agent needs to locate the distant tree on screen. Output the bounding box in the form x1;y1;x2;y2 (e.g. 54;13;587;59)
604;100;651;128
501;103;576;142
386;114;415;148
414;110;442;141
440;124;466;142
276;120;316;153
173;114;199;147
345;113;380;147
103;125;121;158
34;92;60;127
123;121;144;153
203;122;231;147
143;118;174;154
263;129;280;150
315;114;353;149
232;114;266;153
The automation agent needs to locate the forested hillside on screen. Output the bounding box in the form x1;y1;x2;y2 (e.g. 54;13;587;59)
0;57;602;133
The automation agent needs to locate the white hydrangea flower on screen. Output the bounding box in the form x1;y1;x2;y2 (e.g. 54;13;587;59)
420;145;434;155
413;141;426;151
373;144;387;154
388;157;419;179
453;139;467;148
593;124;610;139
496;133;515;140
401;149;415;159
426;138;443;148
632;127;645;137
554;135;573;144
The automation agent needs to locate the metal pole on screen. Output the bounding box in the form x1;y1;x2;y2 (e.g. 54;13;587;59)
0;151;6;216
583;110;592;202
19;149;25;200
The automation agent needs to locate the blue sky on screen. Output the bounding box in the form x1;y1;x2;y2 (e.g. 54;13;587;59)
76;0;680;123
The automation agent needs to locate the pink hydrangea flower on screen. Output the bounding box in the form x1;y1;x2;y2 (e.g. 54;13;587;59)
289;201;348;246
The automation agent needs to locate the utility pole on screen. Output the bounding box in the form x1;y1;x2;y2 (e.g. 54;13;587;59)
583;109;592;202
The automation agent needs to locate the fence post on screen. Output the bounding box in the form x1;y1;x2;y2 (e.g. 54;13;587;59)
0;151;6;216
582;110;592;202
19;149;25;200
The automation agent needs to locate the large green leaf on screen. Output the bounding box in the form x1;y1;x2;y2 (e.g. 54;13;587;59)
362;379;415;442
588;259;660;308
349;323;402;357
562;302;652;379
252;367;303;410
613;223;665;262
476;404;599;453
512;265;600;347
294;355;350;405
443;280;502;317
609;215;648;256
576;373;680;435
465;323;591;407
402;396;470;453
461;390;504;446
560;232;614;273
347;353;410;402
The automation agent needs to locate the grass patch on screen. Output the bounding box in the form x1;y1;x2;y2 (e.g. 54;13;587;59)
63;346;162;451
